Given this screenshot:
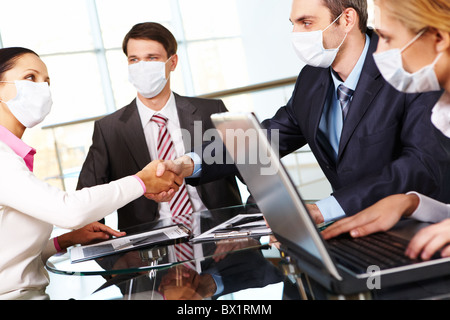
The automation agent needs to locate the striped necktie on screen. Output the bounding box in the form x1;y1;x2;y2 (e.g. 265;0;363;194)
152;114;195;269
171;214;196;270
151;114;193;217
337;84;354;120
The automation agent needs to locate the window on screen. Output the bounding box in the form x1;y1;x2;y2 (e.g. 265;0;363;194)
0;0;374;197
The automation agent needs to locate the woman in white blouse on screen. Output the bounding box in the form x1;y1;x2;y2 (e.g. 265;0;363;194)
322;0;450;260
0;47;183;299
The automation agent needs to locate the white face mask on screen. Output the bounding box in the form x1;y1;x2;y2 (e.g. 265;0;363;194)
373;30;442;93
0;80;53;128
128;58;172;99
291;13;348;68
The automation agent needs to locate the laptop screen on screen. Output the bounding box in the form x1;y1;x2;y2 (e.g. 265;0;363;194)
211;112;342;280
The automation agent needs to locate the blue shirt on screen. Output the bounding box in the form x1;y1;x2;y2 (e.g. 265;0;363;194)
316;34;370;222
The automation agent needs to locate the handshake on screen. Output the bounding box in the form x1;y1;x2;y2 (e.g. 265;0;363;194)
135;155;196;202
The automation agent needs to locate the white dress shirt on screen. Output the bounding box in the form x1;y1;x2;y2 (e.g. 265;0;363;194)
431;91;450;138
0;140;145;300
135;92;208;220
408;191;450;223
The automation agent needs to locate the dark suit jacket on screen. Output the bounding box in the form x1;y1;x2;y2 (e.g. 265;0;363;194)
192;30;450;217
77;93;242;229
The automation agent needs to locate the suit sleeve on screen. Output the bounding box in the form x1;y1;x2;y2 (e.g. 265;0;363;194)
186;99;238;185
261;96;307;157
188;94;308;185
334;92;450;216
77;121;111;190
217;99;228;113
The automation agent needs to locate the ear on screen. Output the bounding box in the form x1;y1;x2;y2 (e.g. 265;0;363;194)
342;7;358;33
169;54;178;72
434;29;450;54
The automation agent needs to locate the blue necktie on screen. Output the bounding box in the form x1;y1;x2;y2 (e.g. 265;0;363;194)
337;84;354;120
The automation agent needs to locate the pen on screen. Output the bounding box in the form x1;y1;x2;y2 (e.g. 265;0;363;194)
114;236;149;250
114;241;133;250
317;220;335;231
226;216;264;228
214;231;250;239
214;225;269;233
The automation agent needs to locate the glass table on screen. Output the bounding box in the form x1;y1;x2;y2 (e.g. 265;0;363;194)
47;204;267;276
46;205;301;300
82;241;290;300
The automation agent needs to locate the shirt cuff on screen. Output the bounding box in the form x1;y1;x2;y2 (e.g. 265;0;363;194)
132;175;146;194
186;152;202;178
407;191;450;223
203;271;223;296
316;196;346;222
53;237;62;252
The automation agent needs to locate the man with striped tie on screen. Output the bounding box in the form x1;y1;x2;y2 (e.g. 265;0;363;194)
156;0;450;227
76;22;243;231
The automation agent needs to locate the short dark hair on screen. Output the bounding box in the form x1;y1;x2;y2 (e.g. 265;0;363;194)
122;22;178;57
322;0;368;33
0;47;38;81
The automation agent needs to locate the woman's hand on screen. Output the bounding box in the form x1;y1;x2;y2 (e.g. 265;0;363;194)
321;194;420;240
406;219;450;260
144;189;176;202
56;222;126;250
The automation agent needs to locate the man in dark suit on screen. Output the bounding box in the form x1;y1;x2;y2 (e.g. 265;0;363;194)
77;23;242;230
156;0;450;225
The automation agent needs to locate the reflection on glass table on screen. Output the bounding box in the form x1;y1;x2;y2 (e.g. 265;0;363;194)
84;244;286;300
46;204;273;277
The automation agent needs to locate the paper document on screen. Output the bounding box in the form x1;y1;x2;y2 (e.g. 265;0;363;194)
191;213;272;243
70;224;190;263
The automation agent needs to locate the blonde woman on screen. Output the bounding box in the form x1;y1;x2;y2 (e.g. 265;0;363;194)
0;47;183;299
322;0;450;261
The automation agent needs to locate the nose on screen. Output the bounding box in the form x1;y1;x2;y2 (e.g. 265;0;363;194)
292;24;301;33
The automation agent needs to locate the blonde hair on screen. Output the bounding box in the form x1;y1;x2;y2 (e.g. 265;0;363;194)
377;0;450;33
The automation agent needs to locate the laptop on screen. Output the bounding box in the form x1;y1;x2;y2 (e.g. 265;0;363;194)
211;111;450;296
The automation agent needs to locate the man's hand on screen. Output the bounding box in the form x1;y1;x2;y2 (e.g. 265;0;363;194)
306;203;325;225
136;160;184;194
321;194;420;240
156;155;195;179
158;265;216;300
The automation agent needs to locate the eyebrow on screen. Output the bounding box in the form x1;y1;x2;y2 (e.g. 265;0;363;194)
289;15;315;23
128;53;162;59
374;28;388;38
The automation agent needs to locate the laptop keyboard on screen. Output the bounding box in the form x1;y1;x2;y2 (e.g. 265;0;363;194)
327;233;421;274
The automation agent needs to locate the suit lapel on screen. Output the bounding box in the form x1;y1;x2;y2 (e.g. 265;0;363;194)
337;31;385;161
119;99;151;169
174;93;211;200
338;73;384;159
174;93;201;151
311;71;336;168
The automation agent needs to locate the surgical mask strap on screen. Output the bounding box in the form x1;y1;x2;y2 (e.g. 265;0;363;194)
400;29;427;53
165;56;173;81
431;52;444;69
336;32;348;50
399;28;442;70
323;12;344;33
